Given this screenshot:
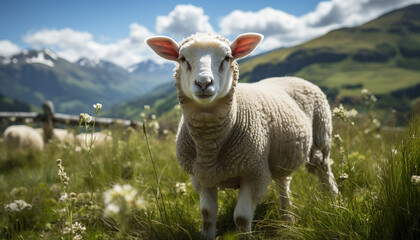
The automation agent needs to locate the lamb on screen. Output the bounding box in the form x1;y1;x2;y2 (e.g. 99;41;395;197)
3;125;44;151
75;131;112;150
146;33;339;239
36;128;75;145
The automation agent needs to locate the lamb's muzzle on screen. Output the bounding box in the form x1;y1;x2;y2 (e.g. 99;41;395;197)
146;32;339;239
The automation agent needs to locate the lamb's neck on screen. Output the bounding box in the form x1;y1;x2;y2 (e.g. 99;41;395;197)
182;95;237;162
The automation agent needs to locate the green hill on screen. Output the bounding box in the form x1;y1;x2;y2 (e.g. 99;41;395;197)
107;4;420;121
240;4;420;97
0;93;33;112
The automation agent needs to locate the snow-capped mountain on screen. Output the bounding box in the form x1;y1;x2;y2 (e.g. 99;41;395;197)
0;49;59;67
0;49;173;114
76;57;127;73
127;60;174;75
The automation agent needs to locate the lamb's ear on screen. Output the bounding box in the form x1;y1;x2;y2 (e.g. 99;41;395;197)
230;33;263;60
146;36;179;61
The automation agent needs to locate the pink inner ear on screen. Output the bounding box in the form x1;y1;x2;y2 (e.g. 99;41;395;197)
232;36;261;59
148;39;179;60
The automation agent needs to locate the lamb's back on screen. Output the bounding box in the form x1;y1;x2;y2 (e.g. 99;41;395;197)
235;78;313;177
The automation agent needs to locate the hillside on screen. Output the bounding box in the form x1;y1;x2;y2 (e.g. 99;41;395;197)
0;51;173;114
239;3;420;97
107;4;420;121
0;93;33;112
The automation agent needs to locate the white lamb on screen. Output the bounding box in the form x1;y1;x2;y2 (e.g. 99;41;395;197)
3;125;44;151
36;128;75;145
146;33;339;239
75;131;112;150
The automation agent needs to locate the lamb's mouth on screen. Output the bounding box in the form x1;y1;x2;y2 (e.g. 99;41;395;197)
195;93;213;99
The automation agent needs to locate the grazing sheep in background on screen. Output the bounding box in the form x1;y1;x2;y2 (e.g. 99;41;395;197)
52;128;75;145
36;128;75;145
75;131;112;150
146;33;339;239
3;125;44;151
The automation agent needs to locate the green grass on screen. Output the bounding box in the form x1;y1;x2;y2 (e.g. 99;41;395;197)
0;104;419;239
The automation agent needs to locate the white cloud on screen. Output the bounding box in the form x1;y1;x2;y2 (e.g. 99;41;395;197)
0;40;21;56
23;24;157;68
156;4;214;38
220;0;420;51
5;1;418;67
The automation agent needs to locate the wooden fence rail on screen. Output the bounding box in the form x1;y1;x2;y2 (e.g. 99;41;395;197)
0;101;142;140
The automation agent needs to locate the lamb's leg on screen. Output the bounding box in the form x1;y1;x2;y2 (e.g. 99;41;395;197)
191;176;218;240
307;148;339;195
234;177;269;236
274;176;295;222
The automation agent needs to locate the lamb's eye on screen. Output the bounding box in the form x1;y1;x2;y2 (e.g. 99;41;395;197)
224;56;231;62
179;56;191;71
219;59;226;72
186;61;191;71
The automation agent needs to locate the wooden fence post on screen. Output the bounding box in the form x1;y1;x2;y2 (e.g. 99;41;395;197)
42;101;55;142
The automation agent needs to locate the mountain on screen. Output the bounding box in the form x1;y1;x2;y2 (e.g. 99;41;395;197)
0;50;173;114
0;93;33;112
239;3;420;98
106;4;420;121
127;60;175;88
127;60;174;75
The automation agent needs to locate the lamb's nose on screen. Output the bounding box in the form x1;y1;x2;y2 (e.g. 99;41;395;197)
195;76;213;90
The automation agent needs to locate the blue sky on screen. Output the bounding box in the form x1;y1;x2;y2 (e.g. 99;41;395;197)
0;0;418;67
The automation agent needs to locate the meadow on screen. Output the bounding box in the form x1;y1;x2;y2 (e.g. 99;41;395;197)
0;97;419;240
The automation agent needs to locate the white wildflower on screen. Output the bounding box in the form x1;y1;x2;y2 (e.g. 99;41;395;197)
332;104;357;121
175;182;187;194
392;149;398;155
62;226;71;234
144;105;150;110
73;235;83;240
370;94;377;102
57;159;70;187
149;121;160;132
411;175;420;185
24;118;33;124
59;193;68;202
93;103;102;110
346;108;358;118
372;119;381;128
57;207;66;213
333;134;343;143
63;221;86;238
103;184;145;220
104;203;120;218
151;114;156;120
361;89;377;104
69;192;77;202
4;199;32;212
79;113;92;124
339;173;349;179
72;222;86;234
140;112;146;119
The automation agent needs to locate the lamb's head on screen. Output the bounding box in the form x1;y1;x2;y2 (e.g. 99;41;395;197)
146;33;263;105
